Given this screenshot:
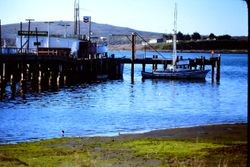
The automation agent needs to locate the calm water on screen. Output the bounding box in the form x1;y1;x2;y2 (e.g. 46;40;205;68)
0;51;248;144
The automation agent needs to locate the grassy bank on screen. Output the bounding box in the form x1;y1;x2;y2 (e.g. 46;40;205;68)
0;123;247;166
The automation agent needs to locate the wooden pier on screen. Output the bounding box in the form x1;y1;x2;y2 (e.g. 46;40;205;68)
119;55;221;82
0;48;221;100
0;51;123;99
118;33;221;83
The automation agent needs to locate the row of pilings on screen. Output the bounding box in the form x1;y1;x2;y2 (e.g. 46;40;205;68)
0;54;123;100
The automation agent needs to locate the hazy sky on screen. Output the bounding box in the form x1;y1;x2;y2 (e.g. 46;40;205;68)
0;0;248;36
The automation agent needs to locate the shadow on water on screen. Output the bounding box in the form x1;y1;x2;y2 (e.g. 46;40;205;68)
0;75;122;101
141;78;208;84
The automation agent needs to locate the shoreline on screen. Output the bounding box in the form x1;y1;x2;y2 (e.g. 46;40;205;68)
0;123;247;166
1;123;247;145
0;123;247;145
110;123;248;141
108;45;248;54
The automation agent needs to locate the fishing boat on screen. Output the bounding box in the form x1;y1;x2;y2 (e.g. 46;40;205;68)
142;68;210;79
141;3;210;80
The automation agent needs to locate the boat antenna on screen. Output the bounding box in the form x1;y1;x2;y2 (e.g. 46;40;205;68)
172;2;177;68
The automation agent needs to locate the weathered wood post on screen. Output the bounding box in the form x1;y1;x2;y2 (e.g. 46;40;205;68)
202;56;205;70
131;33;136;83
58;63;65;86
142;63;145;72
216;55;221;82
21;54;27;94
210;52;214;82
0;61;4;99
154;55;158;70
152;55;155;71
211;61;215;82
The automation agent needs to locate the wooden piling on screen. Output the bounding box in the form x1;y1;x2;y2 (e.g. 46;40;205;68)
216;55;221;82
0;49;222;99
131;33;136;83
202;56;205;70
211;62;215;82
142;63;145;72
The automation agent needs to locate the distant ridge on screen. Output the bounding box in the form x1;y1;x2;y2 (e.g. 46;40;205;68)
1;21;162;42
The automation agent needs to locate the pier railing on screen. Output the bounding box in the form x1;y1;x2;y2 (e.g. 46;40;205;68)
1;47;37;55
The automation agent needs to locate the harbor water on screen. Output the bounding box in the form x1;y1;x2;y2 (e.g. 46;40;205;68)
0;51;248;144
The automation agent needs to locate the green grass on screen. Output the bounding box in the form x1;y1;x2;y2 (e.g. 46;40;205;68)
0;124;247;167
0;138;92;166
110;139;224;158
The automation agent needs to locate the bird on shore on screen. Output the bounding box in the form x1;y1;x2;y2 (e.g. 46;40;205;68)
61;130;65;137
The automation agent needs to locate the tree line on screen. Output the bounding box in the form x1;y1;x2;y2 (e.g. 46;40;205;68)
147;31;248;51
163;32;235;41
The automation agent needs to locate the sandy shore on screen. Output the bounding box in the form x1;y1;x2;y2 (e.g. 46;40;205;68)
127;123;247;139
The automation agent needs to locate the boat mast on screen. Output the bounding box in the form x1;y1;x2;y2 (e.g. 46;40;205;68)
172;3;177;68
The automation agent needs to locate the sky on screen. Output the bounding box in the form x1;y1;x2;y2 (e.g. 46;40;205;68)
0;0;248;36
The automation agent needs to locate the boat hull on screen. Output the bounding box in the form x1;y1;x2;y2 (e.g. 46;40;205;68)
141;69;210;80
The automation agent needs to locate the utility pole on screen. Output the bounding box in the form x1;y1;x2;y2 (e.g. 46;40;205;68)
20;22;22;52
44;21;54;48
74;0;80;37
59;22;70;38
25;19;34;52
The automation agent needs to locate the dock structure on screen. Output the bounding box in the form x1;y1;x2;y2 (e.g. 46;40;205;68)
0;50;123;99
0;49;221;99
116;33;221;83
118;55;221;82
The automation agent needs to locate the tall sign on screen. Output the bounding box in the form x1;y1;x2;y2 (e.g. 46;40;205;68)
83;16;91;40
18;31;48;36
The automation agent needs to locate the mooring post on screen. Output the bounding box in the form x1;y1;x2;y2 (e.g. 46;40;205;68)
164;62;167;70
0;60;3;99
152;56;155;71
155;55;158;70
142;63;145;72
211;62;215;82
10;76;16;99
202;56;205;70
216;55;221;82
131;33;136;83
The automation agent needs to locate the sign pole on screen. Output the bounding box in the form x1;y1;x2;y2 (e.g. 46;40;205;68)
25;19;34;52
89;17;91;41
20;22;22;53
44;21;54;48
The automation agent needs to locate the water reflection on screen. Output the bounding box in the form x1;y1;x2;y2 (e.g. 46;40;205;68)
0;53;248;144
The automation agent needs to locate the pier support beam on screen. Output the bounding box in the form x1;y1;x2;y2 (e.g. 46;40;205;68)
216;55;221;82
210;55;221;83
131;33;136;83
142;63;145;72
211;63;215;82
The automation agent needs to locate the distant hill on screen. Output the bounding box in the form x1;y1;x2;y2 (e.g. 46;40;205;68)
1;21;163;46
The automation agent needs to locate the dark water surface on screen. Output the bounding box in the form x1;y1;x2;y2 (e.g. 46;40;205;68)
0;51;247;144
